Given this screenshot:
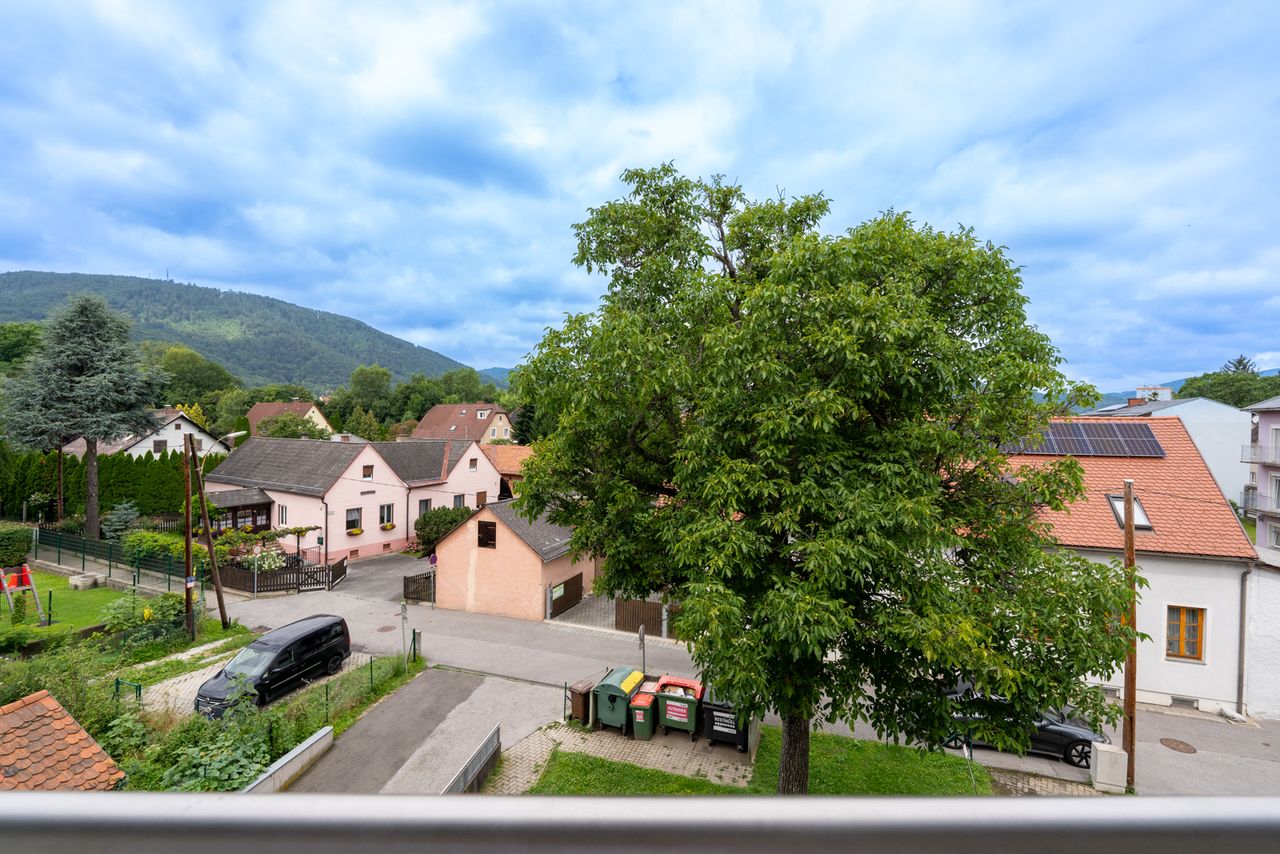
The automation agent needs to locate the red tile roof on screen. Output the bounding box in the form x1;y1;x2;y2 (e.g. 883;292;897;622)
0;690;125;791
480;444;533;477
410;403;508;442
1007;417;1256;561
246;401;328;435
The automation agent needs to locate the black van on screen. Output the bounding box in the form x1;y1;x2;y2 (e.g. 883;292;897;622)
195;614;350;716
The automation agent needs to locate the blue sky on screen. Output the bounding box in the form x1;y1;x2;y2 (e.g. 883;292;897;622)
0;2;1276;391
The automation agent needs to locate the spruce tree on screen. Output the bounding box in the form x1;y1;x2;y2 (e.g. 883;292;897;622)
0;297;163;538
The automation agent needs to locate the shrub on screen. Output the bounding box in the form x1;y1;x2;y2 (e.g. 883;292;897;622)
9;592;27;625
101;502;140;540
414;506;472;551
102;591;186;639
0;522;32;568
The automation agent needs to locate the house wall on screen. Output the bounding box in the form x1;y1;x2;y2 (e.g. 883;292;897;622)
321;445;412;560
1168;402;1252;507
1078;548;1245;713
542;553;597;610
480;412;513;444
303;406;333;433
125;417;229;459
1246;565;1280;719
1253;410;1280;548
435;509;546;621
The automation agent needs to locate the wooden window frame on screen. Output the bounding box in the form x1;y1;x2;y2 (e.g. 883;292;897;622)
362;465;374;481
476;491;488;507
153;439;167;454
1166;605;1205;661
477;521;497;549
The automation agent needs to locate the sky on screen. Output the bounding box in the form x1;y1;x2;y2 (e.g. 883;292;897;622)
0;1;1276;391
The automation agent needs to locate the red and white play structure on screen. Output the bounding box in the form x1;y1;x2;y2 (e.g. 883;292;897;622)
1;563;45;622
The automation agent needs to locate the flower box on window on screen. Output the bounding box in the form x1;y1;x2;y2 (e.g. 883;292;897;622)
347;528;363;536
379;522;396;531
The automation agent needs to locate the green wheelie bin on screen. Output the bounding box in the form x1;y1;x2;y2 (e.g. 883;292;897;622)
630;692;657;741
594;667;644;734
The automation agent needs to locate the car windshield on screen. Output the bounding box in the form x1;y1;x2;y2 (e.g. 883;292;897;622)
224;645;275;678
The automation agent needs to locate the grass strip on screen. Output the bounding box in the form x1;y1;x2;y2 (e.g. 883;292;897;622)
527;749;742;795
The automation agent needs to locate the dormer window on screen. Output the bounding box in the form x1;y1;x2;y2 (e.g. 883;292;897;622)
1106;494;1152;530
478;409;490;419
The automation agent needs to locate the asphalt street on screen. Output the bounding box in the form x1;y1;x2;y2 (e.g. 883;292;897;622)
224;554;1280;796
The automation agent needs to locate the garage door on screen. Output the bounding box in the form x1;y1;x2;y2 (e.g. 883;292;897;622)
549;573;583;618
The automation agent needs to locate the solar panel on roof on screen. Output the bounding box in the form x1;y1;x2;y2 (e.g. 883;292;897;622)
1008;421;1165;457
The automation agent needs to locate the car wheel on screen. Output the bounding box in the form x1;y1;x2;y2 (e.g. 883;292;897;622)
942;734;964;750
1064;740;1091;768
326;655;343;676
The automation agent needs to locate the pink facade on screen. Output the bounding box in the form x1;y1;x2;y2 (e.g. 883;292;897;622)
434;507;596;621
207;441;501;564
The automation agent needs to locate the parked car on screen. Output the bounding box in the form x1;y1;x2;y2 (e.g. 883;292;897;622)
942;682;1109;768
944;706;1108;768
195;614;350;717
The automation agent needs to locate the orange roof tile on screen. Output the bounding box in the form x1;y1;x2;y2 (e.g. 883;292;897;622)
1007;417;1256;561
480;444;533;477
0;690;124;791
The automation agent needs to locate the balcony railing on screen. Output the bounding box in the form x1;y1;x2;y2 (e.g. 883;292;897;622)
1242;444;1280;464
1242;488;1279;514
3;792;1280;853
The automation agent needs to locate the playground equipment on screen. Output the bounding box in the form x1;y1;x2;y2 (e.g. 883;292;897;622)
1;563;46;623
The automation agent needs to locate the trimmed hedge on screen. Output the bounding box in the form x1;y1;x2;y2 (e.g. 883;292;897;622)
0;522;31;568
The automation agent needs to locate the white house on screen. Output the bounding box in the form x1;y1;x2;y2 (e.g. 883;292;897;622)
1081;397;1252;508
205;436;501;564
62;408;231;459
1009;417;1257;715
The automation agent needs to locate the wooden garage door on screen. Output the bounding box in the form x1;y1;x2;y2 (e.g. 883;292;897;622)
549;573;583;618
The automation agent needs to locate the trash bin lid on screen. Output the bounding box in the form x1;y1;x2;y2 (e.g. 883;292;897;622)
595;667;644;696
655;675;703;699
630;692;656;708
639;680;660;695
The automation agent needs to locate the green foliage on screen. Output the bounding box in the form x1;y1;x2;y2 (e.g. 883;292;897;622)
9;590;27;625
440;366;500;404
1222;354;1258;374
101;590;185;637
0;295;166;539
101;501;139;541
258;412;331;440
120;530;231;575
350;364;393;412
175;402;212;431
101;710;150;758
0;270;466;389
0;449;202;517
144;343;241;409
343;406;385;441
0;321;42;375
517;165;1132;793
746;727;991;795
414;506;472;550
1176;370;1280;408
0;521;31;566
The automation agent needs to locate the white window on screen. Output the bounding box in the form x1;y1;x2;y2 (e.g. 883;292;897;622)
491;428;496;438
478;409;490;419
278;505;287;525
503;428;510;438
453;494;465;509
346;508;362;531
379;504;394;526
1106;494;1152;530
1272;524;1280;548
418;498;431;517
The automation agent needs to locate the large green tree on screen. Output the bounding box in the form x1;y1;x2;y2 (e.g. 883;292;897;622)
0;297;164;538
517;166;1135;794
1176;370;1280;408
143;343;241;407
258;412;331;440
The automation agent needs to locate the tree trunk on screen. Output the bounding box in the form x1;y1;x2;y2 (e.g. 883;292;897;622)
777;713;811;794
84;437;100;540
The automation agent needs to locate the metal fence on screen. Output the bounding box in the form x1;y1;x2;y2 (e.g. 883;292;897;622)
441;725;500;794
33;528;189;590
553;592;680;639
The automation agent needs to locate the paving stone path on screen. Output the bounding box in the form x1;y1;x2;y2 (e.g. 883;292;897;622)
989;767;1102;796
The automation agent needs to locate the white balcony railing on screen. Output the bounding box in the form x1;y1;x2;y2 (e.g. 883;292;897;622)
3;792;1280;853
1242;444;1280;464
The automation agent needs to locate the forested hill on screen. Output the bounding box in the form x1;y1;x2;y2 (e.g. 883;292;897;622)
0;271;467;389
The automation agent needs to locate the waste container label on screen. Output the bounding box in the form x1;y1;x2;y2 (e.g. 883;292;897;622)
635;710;645;723
667;702;688;723
713;710;736;734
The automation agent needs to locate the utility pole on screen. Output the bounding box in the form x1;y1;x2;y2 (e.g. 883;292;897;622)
189;433;231;629
1123;478;1137;791
183;436;195;640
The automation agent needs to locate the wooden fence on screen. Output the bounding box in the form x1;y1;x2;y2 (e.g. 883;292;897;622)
404;571;434;603
220;557;348;595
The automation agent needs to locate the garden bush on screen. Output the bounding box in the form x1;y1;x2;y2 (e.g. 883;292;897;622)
414;506;472;551
0;522;32;568
102;590;186;638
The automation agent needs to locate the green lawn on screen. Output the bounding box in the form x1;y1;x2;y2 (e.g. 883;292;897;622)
7;570;125;633
525;726;992;796
1244;516;1257;544
748;727;991;795
528;750;743;795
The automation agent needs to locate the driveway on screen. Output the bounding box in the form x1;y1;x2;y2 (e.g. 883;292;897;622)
333;552;427;602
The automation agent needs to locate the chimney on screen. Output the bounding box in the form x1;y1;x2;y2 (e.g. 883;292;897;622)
1127;398;1146;407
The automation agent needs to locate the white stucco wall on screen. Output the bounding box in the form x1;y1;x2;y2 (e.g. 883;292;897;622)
125;416;230;458
1246;565;1280;719
1170;401;1253;507
1078;548;1246;713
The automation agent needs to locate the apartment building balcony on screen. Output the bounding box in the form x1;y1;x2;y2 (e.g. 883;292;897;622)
1241;444;1280;464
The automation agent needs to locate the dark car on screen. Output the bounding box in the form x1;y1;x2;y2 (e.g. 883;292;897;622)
195;614;350;717
944;706;1108;767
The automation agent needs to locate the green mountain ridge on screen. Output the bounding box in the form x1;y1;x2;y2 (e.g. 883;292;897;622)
0;270;469;390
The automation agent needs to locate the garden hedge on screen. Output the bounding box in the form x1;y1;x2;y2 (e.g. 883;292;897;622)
0;522;32;568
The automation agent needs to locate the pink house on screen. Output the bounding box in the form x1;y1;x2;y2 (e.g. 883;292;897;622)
204;437;501;564
434;500;597;621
